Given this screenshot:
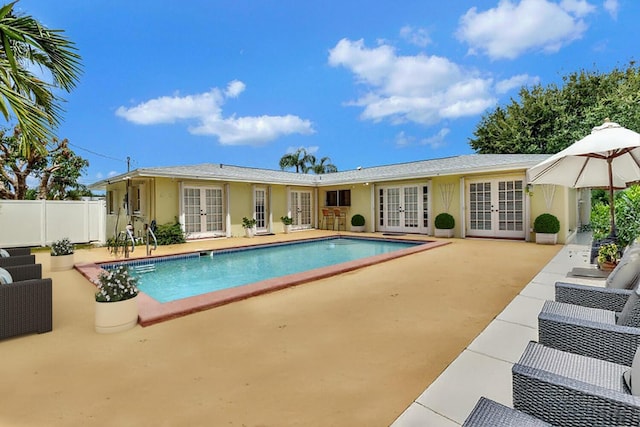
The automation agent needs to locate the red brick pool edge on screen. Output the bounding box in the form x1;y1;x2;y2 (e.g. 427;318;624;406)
75;238;449;326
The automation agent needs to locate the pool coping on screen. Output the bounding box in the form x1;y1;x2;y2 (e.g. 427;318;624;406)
75;235;449;326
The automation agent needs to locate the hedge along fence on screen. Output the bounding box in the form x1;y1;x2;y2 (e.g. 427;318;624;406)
0;199;106;247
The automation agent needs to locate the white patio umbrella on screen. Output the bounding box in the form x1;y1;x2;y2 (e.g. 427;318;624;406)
527;120;640;236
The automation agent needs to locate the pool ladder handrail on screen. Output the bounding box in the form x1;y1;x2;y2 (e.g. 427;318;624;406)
145;224;157;256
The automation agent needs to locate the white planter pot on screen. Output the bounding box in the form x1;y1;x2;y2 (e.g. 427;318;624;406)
350;225;366;232
535;232;558;245
50;253;75;271
95;296;139;334
434;228;454;238
244;227;255;238
283;224;292;234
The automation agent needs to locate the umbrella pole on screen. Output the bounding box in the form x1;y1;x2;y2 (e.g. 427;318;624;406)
608;158;617;237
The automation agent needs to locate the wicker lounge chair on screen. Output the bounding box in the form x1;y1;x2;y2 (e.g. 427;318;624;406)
0;263;52;340
513;341;640;426
538;289;640;366
463;397;551;426
0;254;36;268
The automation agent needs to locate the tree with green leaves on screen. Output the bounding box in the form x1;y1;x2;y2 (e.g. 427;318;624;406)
307;155;337;174
0;127;88;199
279;147;314;173
469;62;640;154
0;1;82;155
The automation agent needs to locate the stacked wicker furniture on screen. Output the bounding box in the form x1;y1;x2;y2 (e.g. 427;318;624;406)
463;249;640;425
0;249;53;340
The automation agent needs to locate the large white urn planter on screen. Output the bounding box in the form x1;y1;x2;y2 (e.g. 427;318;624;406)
95;296;139;334
535;232;558;245
434;228;454;238
50;254;75;271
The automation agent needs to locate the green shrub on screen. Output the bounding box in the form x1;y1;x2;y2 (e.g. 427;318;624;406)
351;214;365;226
155;221;186;245
533;213;560;234
434;213;455;229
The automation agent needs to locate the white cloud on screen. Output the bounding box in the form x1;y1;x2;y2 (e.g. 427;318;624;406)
328;38;497;126
395;128;450;149
456;0;594;60
225;80;245;98
400;25;432;47
116;81;314;146
603;0;619;19
495;74;540;93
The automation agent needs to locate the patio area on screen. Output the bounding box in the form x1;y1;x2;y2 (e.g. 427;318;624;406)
1;231;561;426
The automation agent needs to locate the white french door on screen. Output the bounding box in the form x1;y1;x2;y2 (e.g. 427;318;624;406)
290;190;312;230
182;186;224;239
466;178;525;239
378;184;429;234
254;187;268;233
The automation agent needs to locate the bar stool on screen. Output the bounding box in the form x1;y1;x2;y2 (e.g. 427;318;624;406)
321;208;334;230
333;208;346;231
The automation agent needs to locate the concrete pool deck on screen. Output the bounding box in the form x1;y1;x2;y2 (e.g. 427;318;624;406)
1;230;561;426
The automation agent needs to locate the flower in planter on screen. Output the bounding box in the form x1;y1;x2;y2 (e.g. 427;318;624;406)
597;243;620;265
95;265;139;302
51;237;74;256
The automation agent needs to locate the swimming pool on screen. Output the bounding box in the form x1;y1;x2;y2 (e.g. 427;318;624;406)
82;235;447;326
121;237;419;303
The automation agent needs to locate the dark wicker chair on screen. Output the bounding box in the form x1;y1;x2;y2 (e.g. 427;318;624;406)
539;289;640;366
0;263;52;340
463;397;551;426
513;341;640;427
4;247;31;256
0;254;36;268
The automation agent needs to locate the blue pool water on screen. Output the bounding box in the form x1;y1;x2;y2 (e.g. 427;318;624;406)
121;237;419;303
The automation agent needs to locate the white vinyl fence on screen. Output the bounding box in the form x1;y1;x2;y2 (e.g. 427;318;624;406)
0;199;106;247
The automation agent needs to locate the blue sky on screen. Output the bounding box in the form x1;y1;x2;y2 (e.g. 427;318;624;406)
17;0;635;185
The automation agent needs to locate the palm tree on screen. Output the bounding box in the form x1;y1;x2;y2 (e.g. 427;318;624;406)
309;156;338;174
0;2;82;154
279;148;314;173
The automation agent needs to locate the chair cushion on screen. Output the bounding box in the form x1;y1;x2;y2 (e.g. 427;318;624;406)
624;345;640;395
606;253;640;289
617;288;640;326
0;248;9;258
0;267;12;284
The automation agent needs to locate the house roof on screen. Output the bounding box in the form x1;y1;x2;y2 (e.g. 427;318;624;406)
89;154;552;189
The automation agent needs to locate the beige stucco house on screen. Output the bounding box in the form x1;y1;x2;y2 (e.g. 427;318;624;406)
90;154;588;244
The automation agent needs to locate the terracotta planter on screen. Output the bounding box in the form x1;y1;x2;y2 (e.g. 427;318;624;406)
95;296;139;334
50;253;75;271
598;260;618;271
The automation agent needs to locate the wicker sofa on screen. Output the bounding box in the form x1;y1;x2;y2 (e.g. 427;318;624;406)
513;341;640;427
0;263;52;340
0;254;36;268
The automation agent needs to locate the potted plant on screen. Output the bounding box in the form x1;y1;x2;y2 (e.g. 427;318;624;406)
50;237;75;271
533;213;560;244
434;213;455;238
597;242;620;271
280;216;293;234
94;265;139;333
350;214;366;232
242;217;257;237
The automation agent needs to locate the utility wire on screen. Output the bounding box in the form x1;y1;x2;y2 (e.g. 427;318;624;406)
67;142;128;164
